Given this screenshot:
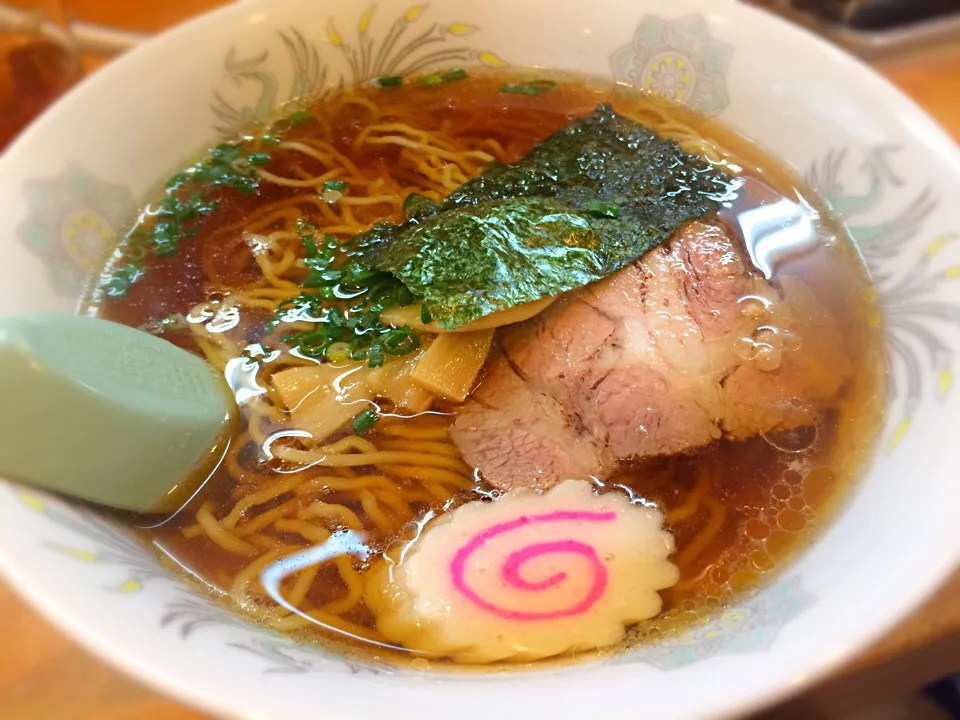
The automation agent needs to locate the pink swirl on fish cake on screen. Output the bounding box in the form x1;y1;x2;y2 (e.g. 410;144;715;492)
449;510;616;621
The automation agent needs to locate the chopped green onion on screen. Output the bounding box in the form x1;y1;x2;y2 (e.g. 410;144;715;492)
165;172;189;190
287;110;311;125
118;139;270;291
420;68;468;86
443;68;468;82
499;80;556;96
323;180;349;193
386;283;417;308
102;263;144;298
275;215;423;369
325;342;352;363
261;132;279;145
586;200;620;219
247;152;272;166
420;304;433;324
377;76;403;88
152;227;181;257
352;408;380;435
382;327;420;355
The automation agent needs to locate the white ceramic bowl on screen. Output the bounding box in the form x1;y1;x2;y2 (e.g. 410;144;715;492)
1;1;959;718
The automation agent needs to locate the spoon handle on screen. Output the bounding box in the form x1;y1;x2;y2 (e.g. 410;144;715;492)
0;314;236;513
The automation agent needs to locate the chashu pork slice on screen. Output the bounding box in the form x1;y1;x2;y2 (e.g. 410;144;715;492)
450;221;851;491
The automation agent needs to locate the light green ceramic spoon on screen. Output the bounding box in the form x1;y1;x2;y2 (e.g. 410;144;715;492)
0;314;238;514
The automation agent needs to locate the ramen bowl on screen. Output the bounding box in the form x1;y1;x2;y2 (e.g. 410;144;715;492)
0;0;958;718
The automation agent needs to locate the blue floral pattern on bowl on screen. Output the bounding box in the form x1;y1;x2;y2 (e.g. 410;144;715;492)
807;145;959;451
211;5;508;138
211;29;328;137
12;486;390;676
610;15;732;116
622;577;815;670
17;164;136;298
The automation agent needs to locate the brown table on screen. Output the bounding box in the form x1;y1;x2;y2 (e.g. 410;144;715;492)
1;3;958;718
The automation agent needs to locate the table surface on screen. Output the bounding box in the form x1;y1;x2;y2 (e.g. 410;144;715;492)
1;3;959;718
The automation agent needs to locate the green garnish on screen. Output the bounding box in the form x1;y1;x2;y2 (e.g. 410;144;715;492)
101;263;144;298
377;76;403;88
586;200;619;219
247;152;272;166
104;140;274;297
420;304;432;325
325;341;352;363
499;80;556;96
382;327;419;355
152;142;268;256
351;408;380;435
148;195;218;257
443;68;468;82
287;110;312;125
167;142;266;194
323;180;349;193
349;104;736;330
421;68;468;86
275;220;421;368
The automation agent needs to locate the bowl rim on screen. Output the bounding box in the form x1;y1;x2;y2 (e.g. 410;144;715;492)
1;0;959;718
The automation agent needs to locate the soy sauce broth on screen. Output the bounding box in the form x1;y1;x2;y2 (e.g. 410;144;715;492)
89;71;885;666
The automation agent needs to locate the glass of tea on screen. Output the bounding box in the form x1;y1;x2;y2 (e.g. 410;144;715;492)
0;0;80;150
